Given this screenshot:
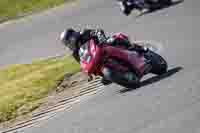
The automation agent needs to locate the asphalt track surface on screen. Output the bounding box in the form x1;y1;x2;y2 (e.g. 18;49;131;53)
1;0;200;132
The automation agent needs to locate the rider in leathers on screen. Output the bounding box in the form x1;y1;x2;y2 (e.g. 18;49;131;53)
120;0;160;14
60;28;150;85
60;28;148;63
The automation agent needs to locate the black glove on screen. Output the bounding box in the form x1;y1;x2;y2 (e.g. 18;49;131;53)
90;29;107;45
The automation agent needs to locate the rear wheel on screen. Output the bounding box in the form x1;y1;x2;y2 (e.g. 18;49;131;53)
144;50;168;75
148;0;172;10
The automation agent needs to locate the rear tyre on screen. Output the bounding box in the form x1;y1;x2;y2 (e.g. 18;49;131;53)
148;0;172;11
144;50;168;75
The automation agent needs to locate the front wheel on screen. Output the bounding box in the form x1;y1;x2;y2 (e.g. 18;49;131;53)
118;1;132;16
124;8;132;16
102;67;140;87
144;50;168;75
101;78;112;85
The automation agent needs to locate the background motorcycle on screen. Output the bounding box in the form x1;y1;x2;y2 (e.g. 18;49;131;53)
79;33;168;88
118;0;172;16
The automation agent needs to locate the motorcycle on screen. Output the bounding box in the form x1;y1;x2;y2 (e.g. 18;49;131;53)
79;33;168;87
118;0;172;16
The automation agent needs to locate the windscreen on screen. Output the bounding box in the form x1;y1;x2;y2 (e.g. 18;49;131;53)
79;43;92;63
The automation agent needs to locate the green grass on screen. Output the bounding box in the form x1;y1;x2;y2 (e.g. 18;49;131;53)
0;0;74;22
0;56;80;122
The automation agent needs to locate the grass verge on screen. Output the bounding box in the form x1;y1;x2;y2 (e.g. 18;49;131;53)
0;0;74;23
0;56;80;123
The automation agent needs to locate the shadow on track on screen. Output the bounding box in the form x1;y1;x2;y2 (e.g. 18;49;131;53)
119;66;183;93
136;0;184;18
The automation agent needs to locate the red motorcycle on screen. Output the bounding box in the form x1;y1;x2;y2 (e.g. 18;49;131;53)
79;33;168;87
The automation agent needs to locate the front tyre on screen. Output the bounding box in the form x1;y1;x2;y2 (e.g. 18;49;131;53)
124;9;132;16
102;67;140;87
118;1;132;16
101;78;112;85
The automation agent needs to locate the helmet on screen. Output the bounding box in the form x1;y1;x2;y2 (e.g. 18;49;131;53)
60;28;81;50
